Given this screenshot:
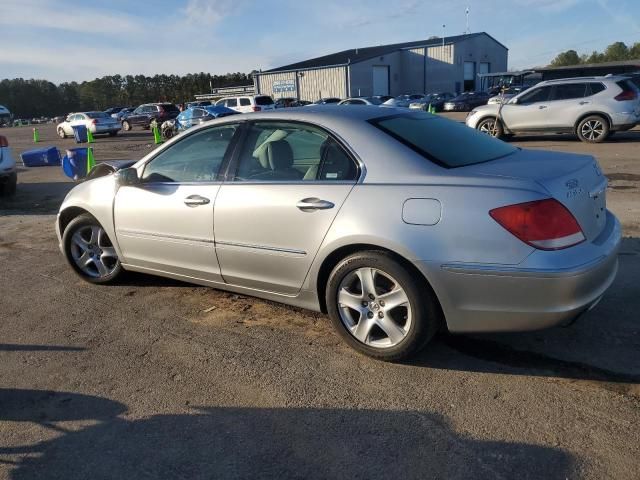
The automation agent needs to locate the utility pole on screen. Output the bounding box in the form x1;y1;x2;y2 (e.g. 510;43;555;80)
442;24;446;47
465;7;470;34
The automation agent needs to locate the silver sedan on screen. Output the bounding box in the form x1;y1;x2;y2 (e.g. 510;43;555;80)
56;107;621;360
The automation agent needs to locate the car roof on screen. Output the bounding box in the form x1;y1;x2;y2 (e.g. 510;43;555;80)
539;75;628;85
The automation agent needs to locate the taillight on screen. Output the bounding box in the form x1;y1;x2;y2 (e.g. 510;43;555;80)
253;106;261;112
489;198;585;250
614;90;637;101
0;135;8;147
91;119;97;125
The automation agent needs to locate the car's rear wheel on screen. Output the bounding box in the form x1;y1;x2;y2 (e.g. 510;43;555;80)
57;128;66;139
0;172;17;197
62;214;122;284
477;117;504;138
577;115;609;143
122;120;131;131
326;251;440;361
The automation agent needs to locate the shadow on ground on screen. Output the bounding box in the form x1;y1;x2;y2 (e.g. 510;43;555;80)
0;182;73;215
0;389;575;479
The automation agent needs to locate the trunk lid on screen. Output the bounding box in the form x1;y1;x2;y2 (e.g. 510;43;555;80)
464;149;608;241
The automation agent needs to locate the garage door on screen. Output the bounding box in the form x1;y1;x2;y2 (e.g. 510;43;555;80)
372;66;389;96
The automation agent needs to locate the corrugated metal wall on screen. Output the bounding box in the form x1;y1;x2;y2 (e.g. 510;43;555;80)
255;66;347;101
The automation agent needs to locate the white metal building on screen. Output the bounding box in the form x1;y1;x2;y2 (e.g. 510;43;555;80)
254;32;508;101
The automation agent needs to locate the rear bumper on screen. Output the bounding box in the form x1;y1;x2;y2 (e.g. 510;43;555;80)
421;212;622;333
610;111;640;130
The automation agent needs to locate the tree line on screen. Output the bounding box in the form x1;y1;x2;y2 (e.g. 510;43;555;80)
550;41;640;67
0;72;254;119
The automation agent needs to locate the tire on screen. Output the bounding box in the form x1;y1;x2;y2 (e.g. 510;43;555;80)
62;214;123;284
326;250;441;361
477;117;504;139
57;128;66;139
108;131;118;137
0;172;17;197
576;115;609;143
122;120;131;131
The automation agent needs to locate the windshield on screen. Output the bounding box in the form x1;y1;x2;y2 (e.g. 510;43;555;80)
369;112;518;168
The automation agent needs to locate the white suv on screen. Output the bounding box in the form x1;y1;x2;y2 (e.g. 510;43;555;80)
466;76;640;143
215;95;275;113
0;134;17;197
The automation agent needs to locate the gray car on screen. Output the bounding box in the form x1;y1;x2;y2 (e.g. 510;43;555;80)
467;76;640;143
56;107;621;360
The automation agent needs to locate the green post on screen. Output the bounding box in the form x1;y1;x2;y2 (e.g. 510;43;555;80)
86;146;96;174
33;128;39;143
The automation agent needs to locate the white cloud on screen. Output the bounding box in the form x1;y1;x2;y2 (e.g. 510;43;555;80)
182;0;247;26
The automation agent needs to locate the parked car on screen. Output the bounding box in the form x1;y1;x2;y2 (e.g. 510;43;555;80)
0;134;17;197
443;91;491;111
309;98;342;105
372;95;393;103
0;105;11;127
466;76;640;143
215;95;275;113
175;105;239;132
186;101;213;109
275;97;299;108
57;111;122;138
104;106;127;116
56;106;620;361
338;97;383;106
382;94;428;108
114;107;135;121
121;103;180;131
487;87;524;105
409;92;455;111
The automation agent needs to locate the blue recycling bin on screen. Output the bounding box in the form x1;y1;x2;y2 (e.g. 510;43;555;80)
72;125;88;143
62;147;88;180
20;146;61;167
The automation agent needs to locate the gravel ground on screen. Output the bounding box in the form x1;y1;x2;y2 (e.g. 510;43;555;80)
0;121;639;479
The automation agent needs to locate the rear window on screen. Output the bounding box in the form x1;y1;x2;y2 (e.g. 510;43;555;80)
255;96;274;106
86;112;109;118
369;112;518;168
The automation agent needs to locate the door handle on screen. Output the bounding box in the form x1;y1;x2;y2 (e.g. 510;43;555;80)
184;195;210;207
538;105;548;109
296;198;335;211
579;101;590;105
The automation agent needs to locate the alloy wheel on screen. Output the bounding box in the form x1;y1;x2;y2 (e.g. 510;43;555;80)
580;120;604;141
69;225;119;278
479;120;498;136
337;267;412;348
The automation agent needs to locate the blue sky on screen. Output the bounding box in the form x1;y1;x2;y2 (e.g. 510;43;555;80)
1;0;639;83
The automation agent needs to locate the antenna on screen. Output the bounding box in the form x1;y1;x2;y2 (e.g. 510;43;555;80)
465;7;470;34
442;24;446;47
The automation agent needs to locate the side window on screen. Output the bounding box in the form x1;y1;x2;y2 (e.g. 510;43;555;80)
587;83;606;96
142;124;238;183
233;122;358;182
239;98;251;106
552;83;587;100
226;98;238;108
518;86;551;104
191;108;205;118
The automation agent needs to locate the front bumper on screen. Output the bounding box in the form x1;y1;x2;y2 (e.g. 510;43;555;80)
421;212;622;333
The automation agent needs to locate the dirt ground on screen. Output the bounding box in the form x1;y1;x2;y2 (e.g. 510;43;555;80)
0;120;639;479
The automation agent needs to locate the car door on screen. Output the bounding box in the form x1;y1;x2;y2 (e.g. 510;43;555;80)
214;120;360;295
63;115;78;135
238;97;252;113
499;86;553;131
225;98;239;112
545;83;590;129
113;123;241;281
127;106;145;126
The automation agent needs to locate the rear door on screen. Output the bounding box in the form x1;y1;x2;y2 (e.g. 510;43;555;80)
545;83;590;129
214;120;360;294
114;123;240;280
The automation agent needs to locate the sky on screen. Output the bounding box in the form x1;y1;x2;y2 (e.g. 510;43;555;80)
1;0;639;84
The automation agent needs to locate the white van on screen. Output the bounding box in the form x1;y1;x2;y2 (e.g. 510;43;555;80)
215;95;275;113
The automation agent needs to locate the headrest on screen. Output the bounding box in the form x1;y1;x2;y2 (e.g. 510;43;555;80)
267;140;294;170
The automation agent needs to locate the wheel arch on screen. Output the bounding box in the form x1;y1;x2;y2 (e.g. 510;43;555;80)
574;111;612;133
315;243;445;330
59;206;92;235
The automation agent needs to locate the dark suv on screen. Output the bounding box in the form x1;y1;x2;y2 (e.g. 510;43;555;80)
122;103;180;130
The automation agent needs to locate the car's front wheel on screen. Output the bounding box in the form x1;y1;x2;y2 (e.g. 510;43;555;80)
326;251;440;361
57;128;66;139
62;214;122;284
577;115;609;143
122;120;131;131
477;117;504;138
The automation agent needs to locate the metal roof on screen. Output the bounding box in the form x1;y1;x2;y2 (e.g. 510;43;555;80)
262;32;507;74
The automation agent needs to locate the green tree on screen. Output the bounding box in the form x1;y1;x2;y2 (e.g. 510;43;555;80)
550;49;582;67
603;41;629;61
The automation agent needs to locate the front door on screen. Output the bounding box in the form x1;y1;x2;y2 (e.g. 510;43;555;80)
114;123;240;281
500;85;553;131
214;120;360;295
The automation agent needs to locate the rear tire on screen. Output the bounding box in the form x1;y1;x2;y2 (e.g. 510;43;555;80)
1;173;17;197
576;115;609;143
62;214;123;284
122;120;131;131
477;117;504;139
57;128;66;139
326;251;441;361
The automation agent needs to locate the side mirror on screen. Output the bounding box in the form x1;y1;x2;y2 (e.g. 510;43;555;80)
116;167;140;186
508;97;518;105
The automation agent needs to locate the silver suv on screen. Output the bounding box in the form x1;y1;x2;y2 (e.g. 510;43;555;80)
466;76;640;143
